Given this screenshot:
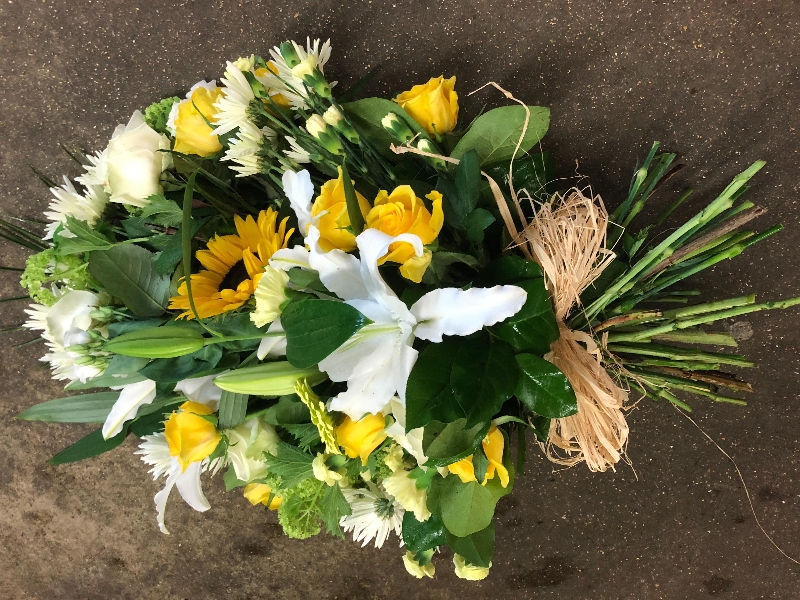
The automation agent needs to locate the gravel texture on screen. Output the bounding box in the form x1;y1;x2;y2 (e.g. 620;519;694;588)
0;1;798;598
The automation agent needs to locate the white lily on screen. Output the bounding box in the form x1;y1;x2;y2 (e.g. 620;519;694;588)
270;170;528;418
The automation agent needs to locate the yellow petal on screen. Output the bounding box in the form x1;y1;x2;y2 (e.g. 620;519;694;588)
164;401;221;471
243;483;282;509
336;414;387;466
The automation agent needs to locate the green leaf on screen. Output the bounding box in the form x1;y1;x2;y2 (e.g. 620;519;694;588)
223;467;248;491
48;427;126;465
515;354;578;418
531;415;551;443
218;390;248;429
441;150;481;229
402;511;447;556
263;395;312;426
422;419;490;467
472;445;489;484
432;477;495;537
262;442;315;488
481;152;555;208
450;105;550;166
140;195;183;227
428;251;479;282
408;466;438;491
283;423;321;451
342;98;427;157
445;524;495;568
103;354;150;376
478;255;543;286
65;371;146;391
16;391;119;423
138;345;224;383
89;244;170;317
281;299;369;368
340;160;364;236
492;278;559;354
55;216;114;254
465;208;496;243
450;333;518;427
405;339;462;430
320;483;351;538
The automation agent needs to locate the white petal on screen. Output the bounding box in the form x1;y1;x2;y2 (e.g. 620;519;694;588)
270;245;311;271
174;374;222;409
154;464;180;534
306;226;369;301
257;318;287;360
411;285;528;343
102;379;156;439
45;290;100;345
282;169;314;235
175;462;211;513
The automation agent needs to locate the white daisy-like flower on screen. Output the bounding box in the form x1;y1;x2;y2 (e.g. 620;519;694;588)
340;486;404;549
221;121;276;178
262;38;334;110
136;432;224;534
75;149;108;189
213;62;258;137
283;136;311;165
43;176;109;239
23;303;54;341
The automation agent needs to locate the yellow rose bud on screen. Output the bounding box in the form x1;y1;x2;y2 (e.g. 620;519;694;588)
164;401;222;471
365;186;444;283
172;86;224;157
453;554;491;581
336;413;387;466
243;483;282;510
393;76;459;137
446;425;509;488
312;167;371;252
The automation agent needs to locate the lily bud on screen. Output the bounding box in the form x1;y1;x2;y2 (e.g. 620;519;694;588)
214;362;327;396
104;326;205;358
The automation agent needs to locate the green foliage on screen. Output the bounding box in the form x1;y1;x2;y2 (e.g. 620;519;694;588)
321;483;351;538
218;391;249;429
283;423;321;452
402;512;447;558
54;216;116;254
138;345;226;383
89;244;170;317
427;476;495;537
445;524;495;568
16;391;119;424
340;160;364;235
281;299;369;368
103;325;205;358
19;248;92;305
144;96;180;135
491;278;560;355
422;419;489;467
515;354;578;418
370;443;395;480
48;427;126;465
140;195;183;227
342;98;427;158
263;394;311;426
277;477;325;539
262;442;315;488
450;106;550;166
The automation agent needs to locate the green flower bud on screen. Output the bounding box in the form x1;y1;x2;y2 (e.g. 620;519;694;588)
279;42;301;68
324;106;360;144
214;363;327;396
306;115;344;155
104;326;205;358
381;112;415;144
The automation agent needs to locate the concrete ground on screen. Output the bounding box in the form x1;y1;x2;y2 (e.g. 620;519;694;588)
0;1;798;598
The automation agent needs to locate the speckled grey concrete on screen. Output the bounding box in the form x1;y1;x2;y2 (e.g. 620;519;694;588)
0;1;798;598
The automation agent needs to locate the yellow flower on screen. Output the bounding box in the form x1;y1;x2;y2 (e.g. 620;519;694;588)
446;425;509;488
393;76;459;137
173;86;225;157
312;167;371;252
365;186;444;282
164;401;222;471
336;413;387;466
312;453;345;486
255;63;293;110
403;551;436;579
169;208;293;319
453;554;490;581
243;483;282;510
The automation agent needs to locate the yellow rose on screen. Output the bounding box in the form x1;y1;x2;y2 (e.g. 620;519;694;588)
453;554;491;581
393;76;459;137
164;401;222;471
172;85;224;157
335;413;387;466
365;186;444;283
446;425;509;488
312;167;371;252
243;483;282;510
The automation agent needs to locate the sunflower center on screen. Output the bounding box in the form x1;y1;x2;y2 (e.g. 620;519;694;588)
220;259;250;291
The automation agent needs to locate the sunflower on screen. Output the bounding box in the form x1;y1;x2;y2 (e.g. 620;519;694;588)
169;208;294;319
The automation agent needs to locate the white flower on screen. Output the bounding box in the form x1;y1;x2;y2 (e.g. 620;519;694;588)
102;378;157;439
323;105;344;128
23;303;54;342
305;114;328;139
166;79;218;137
251;265;289;327
173;373;223;409
43;176;108;239
271;176;528;418
221;121;276;178
263;38;333;110
224;417;279;483
213;62;257;137
232;55;255;72
340;486;403;549
283;136;311;165
385;397;427;467
453;554;491;581
105;111;172;207
256;318;287;360
403;551;436;579
312;453;344;486
75;149;108;189
383;444;407;473
382;469;430;522
281;170;314;236
136;432;222;534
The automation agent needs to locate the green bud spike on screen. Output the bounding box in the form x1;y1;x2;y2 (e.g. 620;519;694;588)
104;326;205;358
214;363;327;396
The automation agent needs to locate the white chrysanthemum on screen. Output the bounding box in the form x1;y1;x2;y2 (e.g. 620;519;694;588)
262;38;333;110
136;432;224;534
283;136;311;165
75;149;108;189
251;265;289;327
340;486;404;549
222;121;276;178
23;303;53;341
213;62;257;137
43;176;108;239
382;469;431;522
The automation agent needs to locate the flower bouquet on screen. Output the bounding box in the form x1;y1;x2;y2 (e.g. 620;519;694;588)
7;38;798;580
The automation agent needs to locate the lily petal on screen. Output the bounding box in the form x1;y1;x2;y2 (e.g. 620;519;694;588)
269;245;311;271
174;374;222;409
411;285;528;343
282;169;314;235
257;318;287;360
175;461;211;512
307;227;368;300
102;378;157;439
